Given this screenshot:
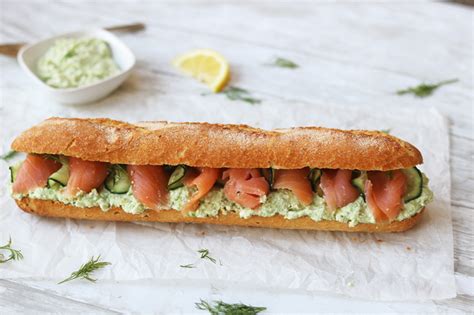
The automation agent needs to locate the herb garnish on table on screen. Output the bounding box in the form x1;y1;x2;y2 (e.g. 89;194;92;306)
58;255;111;284
0;237;23;263
179;263;196;269
0;150;18;161
268;57;299;69
180;248;219;268
196;299;267;315
396;79;458;98
198;248;217;264
221;86;261;105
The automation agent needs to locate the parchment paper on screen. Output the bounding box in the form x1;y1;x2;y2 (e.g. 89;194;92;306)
0;96;455;301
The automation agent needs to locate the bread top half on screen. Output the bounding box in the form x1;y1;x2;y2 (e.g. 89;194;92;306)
11;117;423;171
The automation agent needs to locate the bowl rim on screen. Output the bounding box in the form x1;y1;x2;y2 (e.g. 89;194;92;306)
17;28;136;93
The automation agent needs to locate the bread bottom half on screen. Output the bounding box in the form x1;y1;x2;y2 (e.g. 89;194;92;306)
15;198;424;233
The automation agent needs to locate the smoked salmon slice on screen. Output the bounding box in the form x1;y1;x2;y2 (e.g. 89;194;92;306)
12;154;61;194
127;165;169;210
320;169;359;211
364;180;387;222
183;167;220;212
222;168;270;209
67;157;109;196
273;168;313;206
365;170;407;222
182;167;200;186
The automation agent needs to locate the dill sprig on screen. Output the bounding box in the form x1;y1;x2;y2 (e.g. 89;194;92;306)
180;263;196;268
0;150;18;161
0;237;23;263
396;79;458;98
180;249;219;268
196;299;266;315
198;248;216;264
270;57;298;69
58;255;111;284
221;86;261;105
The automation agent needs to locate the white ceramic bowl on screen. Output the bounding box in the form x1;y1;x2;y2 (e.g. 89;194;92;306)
18;29;135;105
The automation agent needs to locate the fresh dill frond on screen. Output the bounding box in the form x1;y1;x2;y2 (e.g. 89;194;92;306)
196;299;267;315
180;263;196;268
396;79;458;98
0;150;18;161
197;248;216;264
58;255;111;284
180;249;220;268
0;237;23;263
270;57;298;69
221;86;261;105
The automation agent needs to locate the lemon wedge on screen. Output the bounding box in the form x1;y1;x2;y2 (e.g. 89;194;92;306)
173;49;230;92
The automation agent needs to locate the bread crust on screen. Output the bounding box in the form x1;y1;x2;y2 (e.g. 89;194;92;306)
11;117;422;171
15;198;424;233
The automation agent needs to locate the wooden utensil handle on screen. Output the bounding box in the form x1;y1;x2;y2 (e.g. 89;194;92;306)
105;22;145;32
0;43;25;57
0;23;145;57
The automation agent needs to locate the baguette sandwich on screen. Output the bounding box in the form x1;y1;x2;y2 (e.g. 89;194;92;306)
9;117;433;232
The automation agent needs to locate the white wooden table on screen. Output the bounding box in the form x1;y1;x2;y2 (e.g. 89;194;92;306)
0;1;472;313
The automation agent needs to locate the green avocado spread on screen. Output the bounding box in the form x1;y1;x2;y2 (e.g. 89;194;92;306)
13;174;433;227
37;37;120;88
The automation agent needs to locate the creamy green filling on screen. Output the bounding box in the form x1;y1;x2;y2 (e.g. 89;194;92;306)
12;174;433;226
37;37;120;89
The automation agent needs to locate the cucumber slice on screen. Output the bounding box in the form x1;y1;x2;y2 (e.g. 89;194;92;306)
105;165;131;194
168;165;186;190
47;157;69;189
308;168;321;192
351;171;367;196
402;167;423;202
262;168;275;188
9;162;22;183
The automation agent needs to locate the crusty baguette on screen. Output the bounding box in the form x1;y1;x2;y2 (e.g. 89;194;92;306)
15;198;424;233
12;117;422;171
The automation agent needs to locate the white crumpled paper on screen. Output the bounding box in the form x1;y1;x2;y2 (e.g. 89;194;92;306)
0;98;455;301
